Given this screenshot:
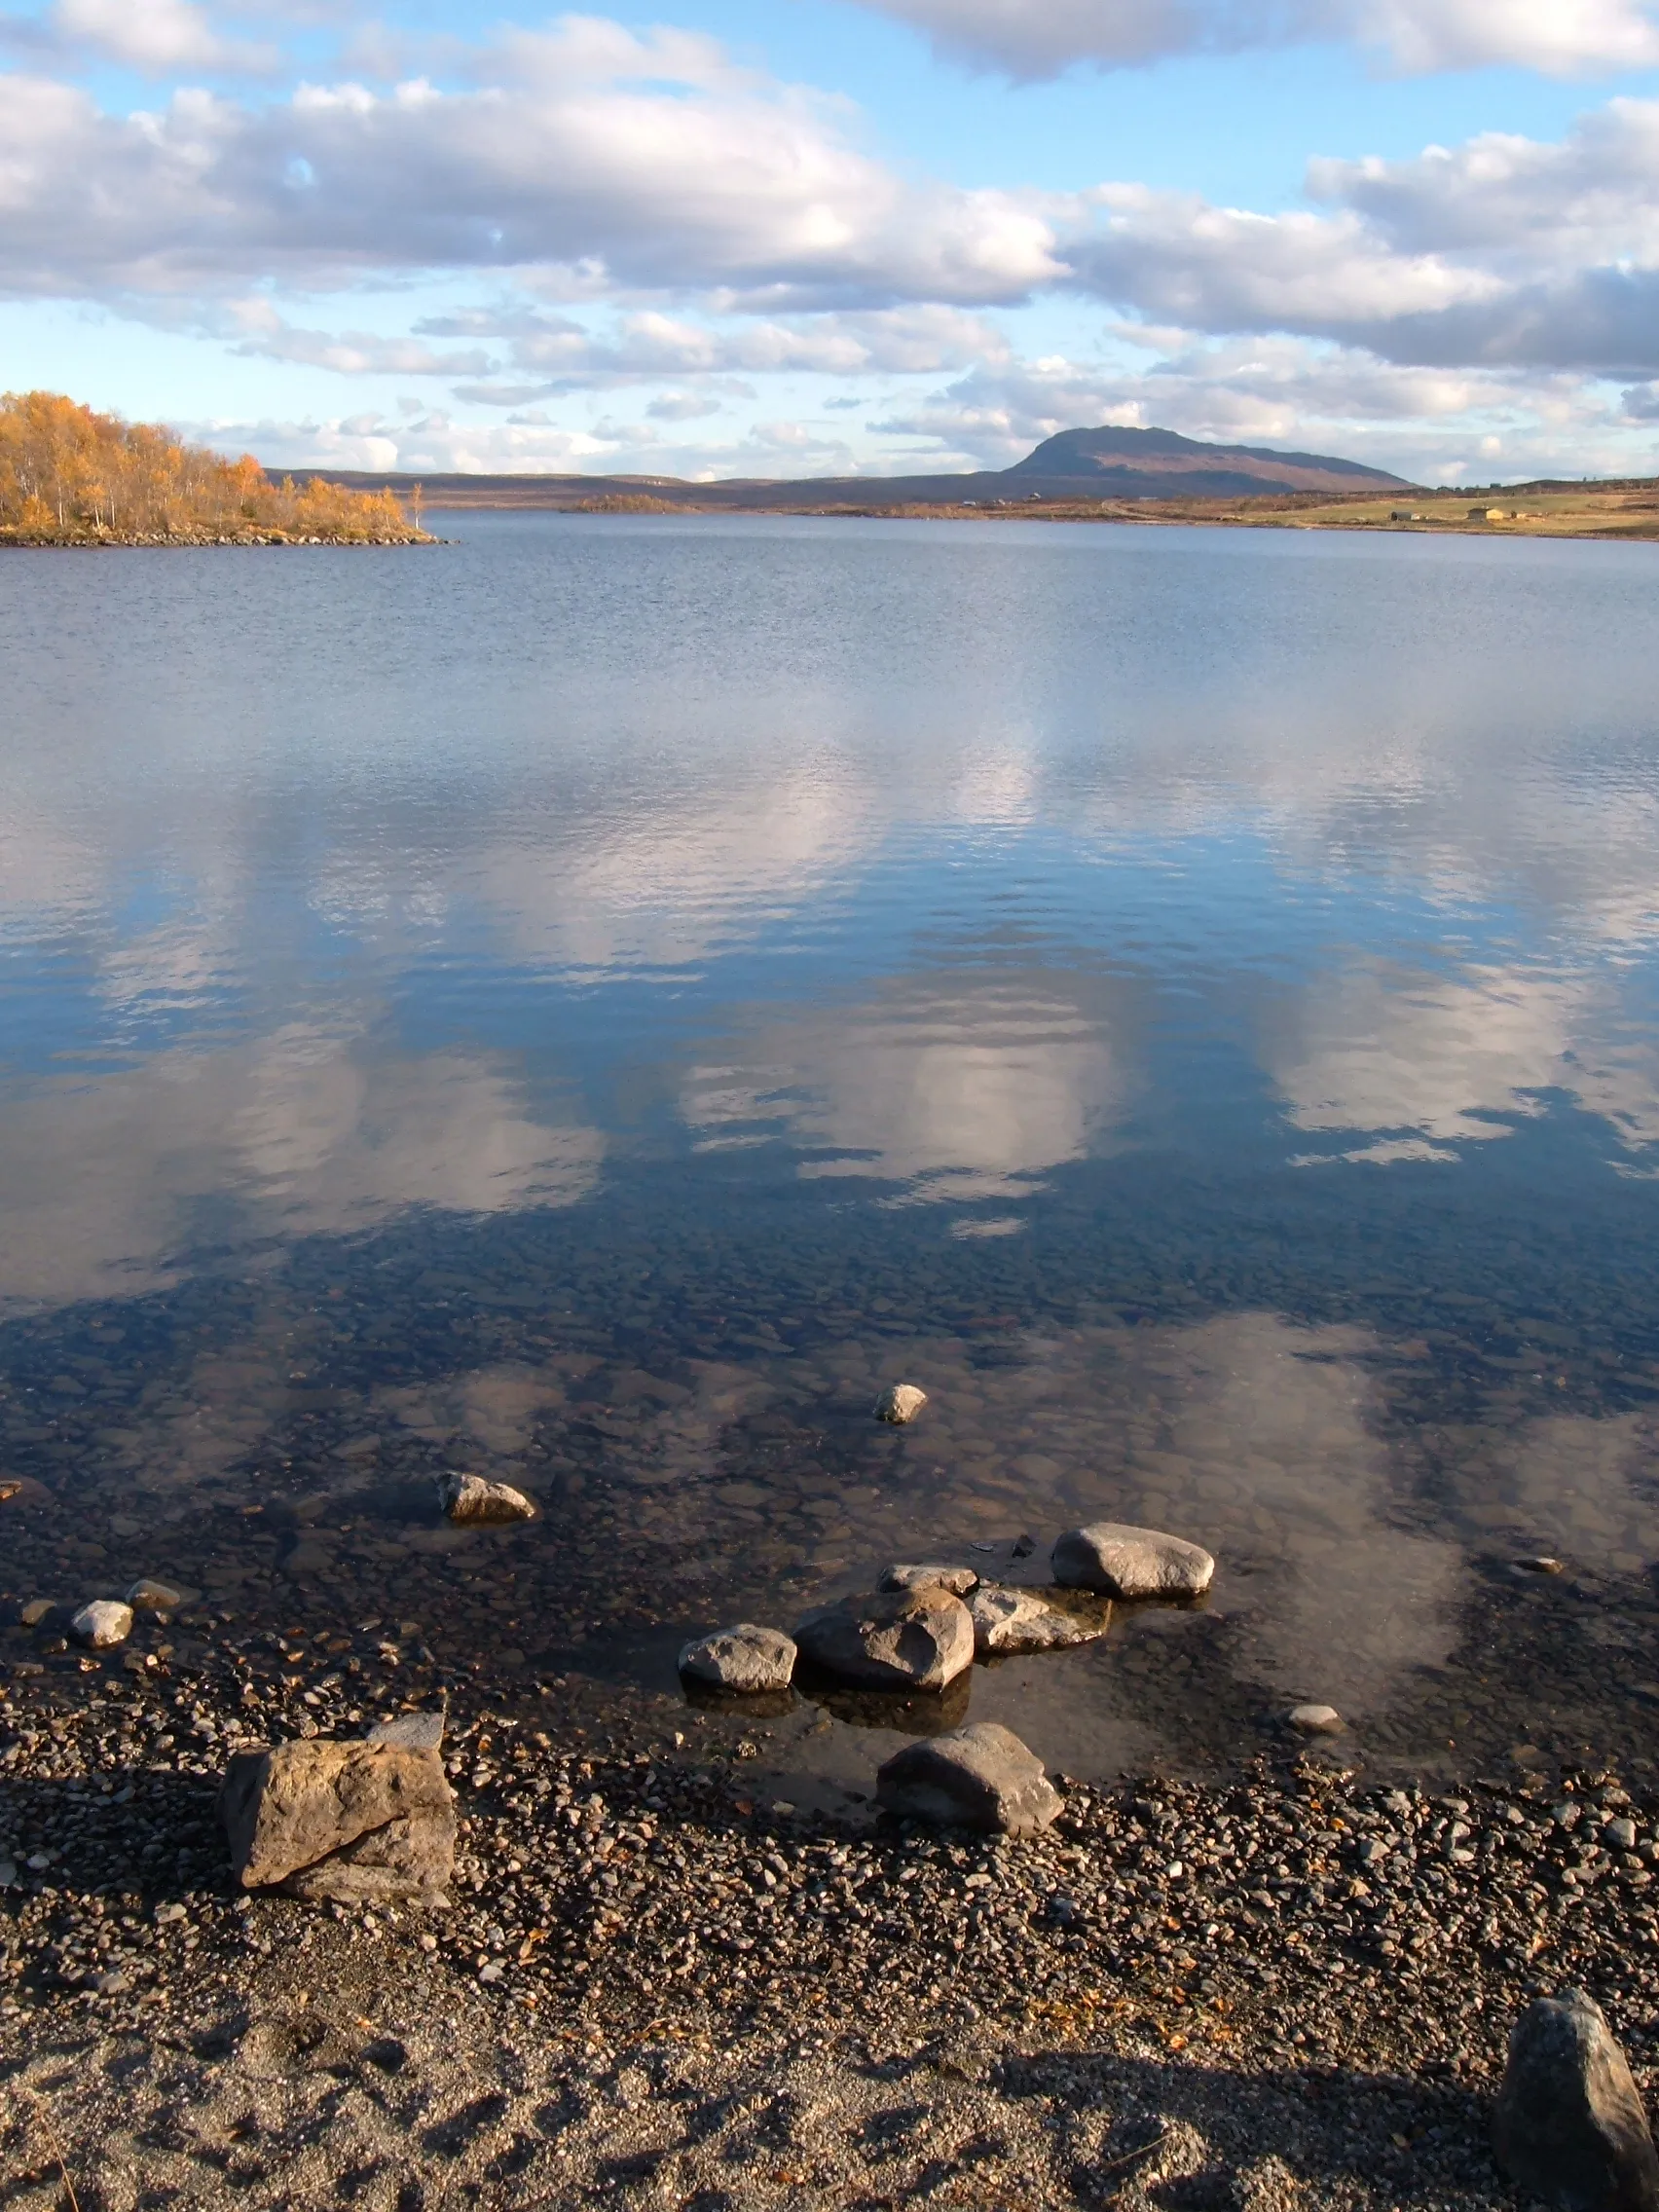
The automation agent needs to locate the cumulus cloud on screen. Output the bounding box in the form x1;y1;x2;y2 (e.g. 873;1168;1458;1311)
850;0;1659;79
1057;102;1659;377
0;22;1064;306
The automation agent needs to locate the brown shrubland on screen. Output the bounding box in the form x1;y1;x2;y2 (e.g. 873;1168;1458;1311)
0;390;426;543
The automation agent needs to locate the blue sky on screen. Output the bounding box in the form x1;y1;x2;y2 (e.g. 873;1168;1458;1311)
5;0;1659;481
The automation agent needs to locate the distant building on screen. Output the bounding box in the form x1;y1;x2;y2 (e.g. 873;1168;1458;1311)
1390;508;1421;521
1469;506;1510;521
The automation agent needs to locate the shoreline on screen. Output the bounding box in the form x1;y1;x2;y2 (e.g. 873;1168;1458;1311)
0;532;434;549
5;1627;1656;2205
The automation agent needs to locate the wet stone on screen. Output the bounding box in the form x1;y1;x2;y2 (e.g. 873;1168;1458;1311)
1051;1521;1215;1601
793;1589;975;1691
125;1578;183;1613
438;1473;536;1526
678;1623;797;1693
879;1563;978;1596
873;1383;927;1424
968;1583;1110;1657
1288;1704;1344;1734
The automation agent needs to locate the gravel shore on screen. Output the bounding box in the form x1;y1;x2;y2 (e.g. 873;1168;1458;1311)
5;1619;1659;2208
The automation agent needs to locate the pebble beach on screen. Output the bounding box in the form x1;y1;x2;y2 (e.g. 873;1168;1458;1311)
5;1605;1659;2209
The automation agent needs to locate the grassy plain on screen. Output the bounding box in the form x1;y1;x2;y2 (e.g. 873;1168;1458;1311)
871;480;1659;539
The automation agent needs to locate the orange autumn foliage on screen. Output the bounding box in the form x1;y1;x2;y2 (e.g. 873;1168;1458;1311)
0;390;426;543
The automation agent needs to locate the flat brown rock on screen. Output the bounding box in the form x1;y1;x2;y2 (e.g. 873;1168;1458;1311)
220;1739;456;1893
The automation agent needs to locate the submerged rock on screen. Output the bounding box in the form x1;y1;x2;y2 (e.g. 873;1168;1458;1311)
69;1600;132;1649
876;1721;1063;1836
220;1737;456;1903
679;1623;797;1693
968;1583;1110;1657
438;1472;536;1526
1288;1704;1343;1734
794;1589;975;1691
1493;1986;1659;2212
880;1563;978;1596
125;1579;183;1613
1052;1522;1214;1600
873;1383;928;1425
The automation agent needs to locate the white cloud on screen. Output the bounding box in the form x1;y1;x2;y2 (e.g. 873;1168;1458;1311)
849;0;1659;79
0;23;1065;307
3;0;278;74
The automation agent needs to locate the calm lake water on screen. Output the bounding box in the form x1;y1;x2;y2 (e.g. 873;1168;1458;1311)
5;511;1659;1798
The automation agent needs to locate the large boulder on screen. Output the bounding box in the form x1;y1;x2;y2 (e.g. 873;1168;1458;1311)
220;1737;456;1903
877;1721;1062;1836
968;1583;1110;1657
1052;1522;1214;1600
793;1589;975;1691
679;1623;797;1693
1494;1987;1659;2212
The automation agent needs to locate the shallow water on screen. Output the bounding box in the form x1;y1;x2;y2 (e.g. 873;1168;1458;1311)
5;512;1659;1790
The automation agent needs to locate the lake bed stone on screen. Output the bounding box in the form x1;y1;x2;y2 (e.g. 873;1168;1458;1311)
69;1600;132;1648
1493;1986;1659;2212
794;1589;975;1691
679;1623;797;1693
873;1383;928;1424
1288;1704;1344;1733
125;1579;183;1613
876;1721;1063;1836
1052;1522;1214;1600
439;1473;536;1526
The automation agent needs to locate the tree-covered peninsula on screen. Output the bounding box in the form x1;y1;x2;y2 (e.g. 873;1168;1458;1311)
0;391;429;545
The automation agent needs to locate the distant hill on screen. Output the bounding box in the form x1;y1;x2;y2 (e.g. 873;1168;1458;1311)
295;424;1411;512
1005;425;1407;495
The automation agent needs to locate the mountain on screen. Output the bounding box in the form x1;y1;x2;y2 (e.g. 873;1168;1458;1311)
1003;425;1409;496
299;424;1412;511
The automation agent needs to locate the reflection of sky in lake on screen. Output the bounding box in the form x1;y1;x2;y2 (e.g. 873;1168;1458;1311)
6;513;1659;1778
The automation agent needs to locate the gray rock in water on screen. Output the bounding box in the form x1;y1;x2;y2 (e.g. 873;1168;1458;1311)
367;1705;447;1752
880;1563;978;1596
968;1583;1110;1656
679;1623;797;1692
220;1737;456;1903
125;1579;184;1613
1052;1522;1214;1600
69;1600;132;1649
794;1589;975;1691
876;1721;1063;1836
873;1382;927;1424
438;1472;536;1525
1494;1986;1659;2212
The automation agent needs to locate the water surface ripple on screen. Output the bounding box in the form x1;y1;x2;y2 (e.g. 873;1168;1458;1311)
5;513;1659;1794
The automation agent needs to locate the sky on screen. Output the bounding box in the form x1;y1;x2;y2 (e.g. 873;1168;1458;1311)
5;1;1659;482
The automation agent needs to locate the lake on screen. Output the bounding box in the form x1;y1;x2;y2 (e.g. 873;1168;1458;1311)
4;511;1659;1802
